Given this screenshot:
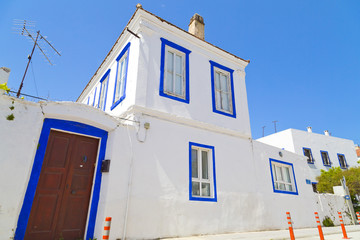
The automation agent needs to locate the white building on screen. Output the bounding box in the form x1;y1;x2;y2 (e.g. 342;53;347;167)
0;5;353;240
257;127;359;183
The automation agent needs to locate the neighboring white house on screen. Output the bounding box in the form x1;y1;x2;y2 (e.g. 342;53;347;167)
257;127;359;183
0;5;354;240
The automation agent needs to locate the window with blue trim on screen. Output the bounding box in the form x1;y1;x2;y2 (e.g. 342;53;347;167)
98;70;110;110
189;142;217;202
320;151;331;166
269;159;298;195
210;61;236;118
112;42;130;110
92;87;97;107
337;154;347;169
160;38;190;103
303;147;314;163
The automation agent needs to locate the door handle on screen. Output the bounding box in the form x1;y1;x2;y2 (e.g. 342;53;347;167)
71;190;76;194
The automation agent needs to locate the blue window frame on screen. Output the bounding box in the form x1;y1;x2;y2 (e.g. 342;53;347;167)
320;150;331;166
269;158;298;195
98;69;110;110
189;142;217;202
303;147;314;164
209;60;236;118
92;87;97;107
87;96;90;105
337;154;348;169
159;38;191;103
111;42;131;110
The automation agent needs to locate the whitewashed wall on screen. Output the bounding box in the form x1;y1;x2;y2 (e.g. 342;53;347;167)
0;95;118;240
315;193;353;225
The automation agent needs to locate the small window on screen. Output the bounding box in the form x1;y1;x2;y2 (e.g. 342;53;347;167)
337;154;347;169
160;38;191;103
98;70;110;110
92;87;97;107
189;142;217;202
312;182;318;193
269;159;298;195
111;42;131;110
320;151;331;166
303;148;314;163
210;60;236;118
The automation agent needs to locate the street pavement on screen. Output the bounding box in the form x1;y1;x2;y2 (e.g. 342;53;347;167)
162;225;360;240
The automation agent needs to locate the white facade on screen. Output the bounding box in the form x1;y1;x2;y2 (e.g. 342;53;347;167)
0;6;355;240
257;128;359;181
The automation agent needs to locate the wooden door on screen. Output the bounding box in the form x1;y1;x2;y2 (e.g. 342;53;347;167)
25;130;99;240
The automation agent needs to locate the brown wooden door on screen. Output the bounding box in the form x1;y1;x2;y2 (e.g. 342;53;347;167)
25;130;99;240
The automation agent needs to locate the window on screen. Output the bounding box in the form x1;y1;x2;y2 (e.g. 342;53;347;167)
111;42;131;110
303;148;314;163
160;38;191;103
189;142;217;202
320;151;331;166
92;87;97;107
312;182;318;193
337;154;347;169
210;60;236;118
269;159;298;195
98;70;110;110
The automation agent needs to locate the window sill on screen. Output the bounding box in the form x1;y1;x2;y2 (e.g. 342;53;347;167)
110;96;125;111
273;189;299;195
159;91;189;103
189;196;217;202
213;108;236;118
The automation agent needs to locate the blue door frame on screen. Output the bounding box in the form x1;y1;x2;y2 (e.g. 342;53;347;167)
15;118;108;240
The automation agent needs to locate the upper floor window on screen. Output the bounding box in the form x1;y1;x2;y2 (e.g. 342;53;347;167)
303;148;314;164
209;60;236;118
160;38;190;103
337;154;347;169
269;158;298;195
111;42;131;110
189;142;217;202
320;151;331;166
98;70;110;110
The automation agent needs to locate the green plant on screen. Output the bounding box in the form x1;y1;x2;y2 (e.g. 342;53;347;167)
322;216;334;227
6;113;15;121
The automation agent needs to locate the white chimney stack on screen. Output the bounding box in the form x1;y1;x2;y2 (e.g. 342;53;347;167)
307;127;312;133
0;67;11;94
188;13;205;40
324;130;330;136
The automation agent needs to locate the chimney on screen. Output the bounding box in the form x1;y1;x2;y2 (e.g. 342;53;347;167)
307;126;312;133
324;130;330;136
0;67;11;94
188;13;205;40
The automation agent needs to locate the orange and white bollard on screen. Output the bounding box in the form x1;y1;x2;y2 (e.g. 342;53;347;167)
102;217;112;240
356;212;360;225
314;212;325;240
286;212;295;240
338;212;349;239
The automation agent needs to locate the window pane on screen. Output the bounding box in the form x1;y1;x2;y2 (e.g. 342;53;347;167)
215;91;221;109
274;182;279;190
279;183;285;190
192;181;200;196
276;166;283;181
191;149;198;178
175;75;183;96
201;183;211;197
215;72;220;90
286;184;293;192
284;167;291;183
220;92;230;111
201;151;208;180
220;74;228;92
167;51;174;72
175;55;182;75
165;72;173;92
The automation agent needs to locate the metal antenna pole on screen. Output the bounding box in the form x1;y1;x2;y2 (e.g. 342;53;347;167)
17;31;40;98
272;120;278;133
262;126;266;137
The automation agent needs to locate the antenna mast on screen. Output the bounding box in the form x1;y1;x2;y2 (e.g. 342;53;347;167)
13;20;61;98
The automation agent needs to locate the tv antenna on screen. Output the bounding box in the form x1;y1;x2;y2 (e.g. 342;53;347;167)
13;19;61;98
272;120;278;133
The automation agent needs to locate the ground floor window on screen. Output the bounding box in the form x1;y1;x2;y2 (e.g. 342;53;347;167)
189;142;217;202
269;158;298;195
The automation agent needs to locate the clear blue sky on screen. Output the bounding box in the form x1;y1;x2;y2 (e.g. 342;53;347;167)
1;0;360;144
